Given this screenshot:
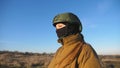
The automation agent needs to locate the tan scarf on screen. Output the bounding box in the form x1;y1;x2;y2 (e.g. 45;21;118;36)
48;33;84;68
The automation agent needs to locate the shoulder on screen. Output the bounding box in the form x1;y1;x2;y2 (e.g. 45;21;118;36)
81;43;92;53
78;43;99;61
53;47;62;56
77;43;101;68
82;43;97;54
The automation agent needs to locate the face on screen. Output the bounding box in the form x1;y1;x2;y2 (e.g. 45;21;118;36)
55;23;66;29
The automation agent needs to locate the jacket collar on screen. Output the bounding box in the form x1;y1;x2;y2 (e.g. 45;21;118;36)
58;33;84;45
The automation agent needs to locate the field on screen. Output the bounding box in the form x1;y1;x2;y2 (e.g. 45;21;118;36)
99;55;120;68
0;51;120;68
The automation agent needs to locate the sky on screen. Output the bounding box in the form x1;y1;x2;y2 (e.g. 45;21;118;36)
0;0;120;55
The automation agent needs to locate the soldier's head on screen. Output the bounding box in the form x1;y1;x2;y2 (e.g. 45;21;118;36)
53;12;82;39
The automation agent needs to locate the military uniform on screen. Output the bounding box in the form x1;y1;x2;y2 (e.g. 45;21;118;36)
48;12;101;68
48;33;101;68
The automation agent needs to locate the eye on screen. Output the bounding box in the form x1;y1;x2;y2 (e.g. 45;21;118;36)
56;23;66;29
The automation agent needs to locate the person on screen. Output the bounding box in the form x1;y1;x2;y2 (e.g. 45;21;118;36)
48;12;101;68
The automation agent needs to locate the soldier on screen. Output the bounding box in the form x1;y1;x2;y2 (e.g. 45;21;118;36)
48;12;101;68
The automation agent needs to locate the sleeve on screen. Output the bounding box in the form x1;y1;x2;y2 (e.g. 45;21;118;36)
78;44;102;68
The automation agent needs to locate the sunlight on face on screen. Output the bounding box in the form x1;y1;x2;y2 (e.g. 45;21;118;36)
55;23;66;29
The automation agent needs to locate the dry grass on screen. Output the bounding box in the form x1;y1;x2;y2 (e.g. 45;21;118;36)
0;51;120;68
0;51;53;68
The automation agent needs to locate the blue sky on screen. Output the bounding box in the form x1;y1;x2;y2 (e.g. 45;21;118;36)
0;0;120;55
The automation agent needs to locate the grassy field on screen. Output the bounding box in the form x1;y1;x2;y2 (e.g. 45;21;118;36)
99;55;120;68
0;51;120;68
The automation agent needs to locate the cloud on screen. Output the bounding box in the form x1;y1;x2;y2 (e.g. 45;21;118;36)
0;41;16;45
81;18;98;29
98;48;120;55
97;0;112;14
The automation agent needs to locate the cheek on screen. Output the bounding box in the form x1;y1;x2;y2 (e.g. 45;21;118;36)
56;26;60;29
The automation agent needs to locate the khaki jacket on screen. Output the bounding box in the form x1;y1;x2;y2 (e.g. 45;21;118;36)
48;33;101;68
